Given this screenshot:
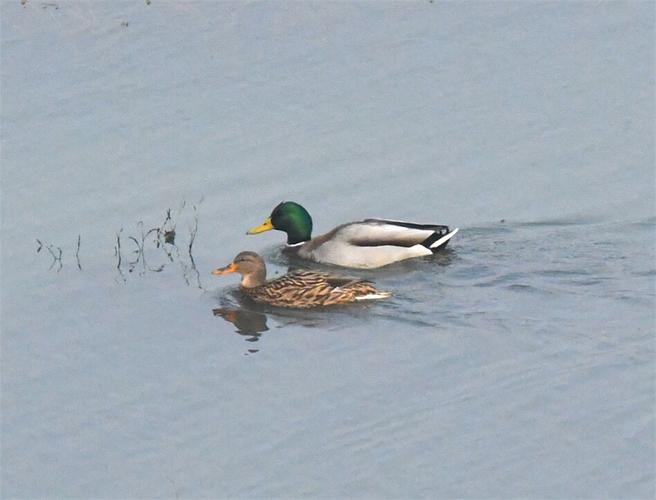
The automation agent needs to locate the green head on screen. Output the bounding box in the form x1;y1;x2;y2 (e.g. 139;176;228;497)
247;201;313;245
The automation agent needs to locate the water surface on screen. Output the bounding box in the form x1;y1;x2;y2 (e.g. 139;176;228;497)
2;2;654;498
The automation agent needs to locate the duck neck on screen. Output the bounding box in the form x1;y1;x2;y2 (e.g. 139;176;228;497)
240;268;266;288
285;220;311;245
279;207;312;245
286;231;310;245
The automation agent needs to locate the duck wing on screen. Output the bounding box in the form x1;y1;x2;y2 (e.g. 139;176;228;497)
298;220;458;269
248;271;338;308
322;274;391;305
323;275;369;288
248;271;388;307
289;272;371;291
341;219;452;249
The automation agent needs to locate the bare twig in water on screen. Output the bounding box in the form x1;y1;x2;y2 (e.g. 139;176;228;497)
128;236;141;250
115;230;122;267
114;199;204;285
125;222;167;274
145;225;165;271
186;199;204;289
162;207;172;228
127;224;145;274
54;247;62;271
114;229;126;281
154;208;173;247
188;208;198;258
152;209;176;264
36;238;63;271
75;234;82;270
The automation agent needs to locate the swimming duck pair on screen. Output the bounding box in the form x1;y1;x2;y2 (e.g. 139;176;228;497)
213;202;458;308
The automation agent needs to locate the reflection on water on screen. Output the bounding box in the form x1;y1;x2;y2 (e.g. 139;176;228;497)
212;289;332;351
213;308;269;341
34;202;205;288
212;307;268;354
211;247;464;352
211;281;370;353
113;221;203;288
114;203;203;287
35;238;65;271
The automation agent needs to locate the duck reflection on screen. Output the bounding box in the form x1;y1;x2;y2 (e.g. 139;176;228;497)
212;307;269;342
211;287;344;354
210;253;380;348
212;300;332;343
211;246;454;351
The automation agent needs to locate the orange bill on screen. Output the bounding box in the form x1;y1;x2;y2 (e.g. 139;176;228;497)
211;262;237;276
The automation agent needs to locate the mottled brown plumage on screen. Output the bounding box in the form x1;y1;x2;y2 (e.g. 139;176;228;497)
212;251;391;308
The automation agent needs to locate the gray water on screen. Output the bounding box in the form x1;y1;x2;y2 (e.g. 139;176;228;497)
2;2;654;498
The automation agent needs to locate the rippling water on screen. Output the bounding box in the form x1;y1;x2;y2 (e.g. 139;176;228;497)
219;219;655;355
2;2;654;498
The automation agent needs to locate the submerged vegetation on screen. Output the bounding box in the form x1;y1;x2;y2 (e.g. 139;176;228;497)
36;200;204;288
114;200;203;288
35;238;65;271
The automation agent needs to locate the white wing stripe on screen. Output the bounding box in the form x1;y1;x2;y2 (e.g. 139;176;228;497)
429;228;459;248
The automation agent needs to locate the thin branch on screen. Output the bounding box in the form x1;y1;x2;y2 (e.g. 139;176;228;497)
75;234;82;270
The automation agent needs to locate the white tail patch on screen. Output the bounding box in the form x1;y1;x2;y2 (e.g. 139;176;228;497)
355;292;392;301
429;227;459;249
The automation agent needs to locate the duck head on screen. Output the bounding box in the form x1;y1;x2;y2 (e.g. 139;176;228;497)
212;251;267;288
247;201;312;245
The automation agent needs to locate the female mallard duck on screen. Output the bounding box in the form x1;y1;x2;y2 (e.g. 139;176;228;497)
247;201;458;269
212;251;391;308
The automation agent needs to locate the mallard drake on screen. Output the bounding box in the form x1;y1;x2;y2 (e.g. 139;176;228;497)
212;251;391;308
247;201;459;269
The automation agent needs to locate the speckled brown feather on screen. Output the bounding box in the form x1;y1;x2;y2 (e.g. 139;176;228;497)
243;270;388;308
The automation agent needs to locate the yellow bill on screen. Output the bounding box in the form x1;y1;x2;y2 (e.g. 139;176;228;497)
247;217;274;235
